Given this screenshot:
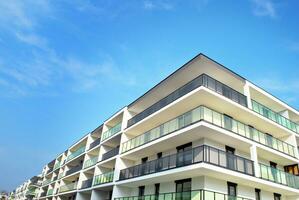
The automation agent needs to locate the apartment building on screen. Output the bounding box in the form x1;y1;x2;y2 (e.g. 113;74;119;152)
12;176;42;200
12;53;299;200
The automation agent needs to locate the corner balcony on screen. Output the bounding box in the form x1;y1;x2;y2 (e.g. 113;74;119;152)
66;146;86;162
114;189;252;200
83;157;98;169
101;123;122;142
53;161;61;171
119;145;254;181
251;100;299;134
59;182;78;193
93;171;114;186
127;73;247;128
121;106;295;158
260;164;299;189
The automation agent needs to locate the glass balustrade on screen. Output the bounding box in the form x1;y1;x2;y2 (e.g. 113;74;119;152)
47;189;53;196
93;171;114;186
42;179;51;186
59;182;78;193
120;145;254;180
101;123;122;141
66;146;86;162
122;106;295;157
260;164;299;189
53;161;61;171
102;146;119;161
84;157;98;169
114;189;252;200
127;74;248;128
80;178;93;189
252;100;299;134
89;138;101;149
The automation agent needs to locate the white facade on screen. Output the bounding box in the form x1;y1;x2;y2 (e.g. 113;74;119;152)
11;54;299;200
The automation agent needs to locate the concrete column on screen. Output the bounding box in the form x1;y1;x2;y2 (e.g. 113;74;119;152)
243;81;252;109
250;144;260;177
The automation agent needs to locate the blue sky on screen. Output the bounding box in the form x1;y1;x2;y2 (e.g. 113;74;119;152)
0;0;299;191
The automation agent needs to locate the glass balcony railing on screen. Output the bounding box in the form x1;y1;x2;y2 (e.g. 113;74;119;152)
84;157;98;169
93;171;114;186
58;173;64;179
127;74;247;128
260;164;299;189
42;179;51;186
46;189;53;196
114;189;252;200
65;164;83;176
102;146;119;161
66;146;86;162
122;106;295;157
89;138;101;150
252;100;299;134
80;178;93;189
25;190;36;196
59;182;78;193
120;145;254;180
101;123;122;141
53;161;61;171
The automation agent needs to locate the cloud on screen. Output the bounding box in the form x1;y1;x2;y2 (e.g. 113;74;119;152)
143;0;174;11
251;0;276;18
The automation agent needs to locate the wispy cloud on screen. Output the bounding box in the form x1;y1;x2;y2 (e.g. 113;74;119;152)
254;76;299;105
251;0;276;18
0;1;137;97
143;0;174;11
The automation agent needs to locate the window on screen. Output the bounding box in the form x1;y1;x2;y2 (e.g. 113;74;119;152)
255;189;261;200
176;179;191;200
155;183;160;197
138;186;145;197
226;146;236;170
224;115;233;130
227;182;237;197
284;164;299;176
274;193;281;200
176;143;192;166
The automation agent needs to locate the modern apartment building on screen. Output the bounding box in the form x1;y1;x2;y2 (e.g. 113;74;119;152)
11;53;299;200
12;176;42;200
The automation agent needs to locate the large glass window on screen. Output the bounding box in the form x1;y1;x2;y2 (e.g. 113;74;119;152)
176;143;192;167
176;179;191;200
227;182;237;199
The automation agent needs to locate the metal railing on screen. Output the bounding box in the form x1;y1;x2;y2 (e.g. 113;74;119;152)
127;74;247;127
114;189;252;200
102;146;119;161
59;182;78;193
84;157;98;169
122;106;295;157
66;146;86;162
89;138;101;149
251;100;299;134
260;164;299;189
101;123;122;141
93;171;114;186
80;178;93;189
119;145;254;180
65;164;83;176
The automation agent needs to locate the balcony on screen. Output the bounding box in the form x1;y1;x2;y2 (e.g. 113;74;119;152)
66;146;86;162
101;123;122;142
25;190;35;196
114;189;252;200
65;164;83;176
58;173;64;179
42;179;51;186
93;171;114;186
89;138;101;150
260;163;299;189
102;146;119;161
80;178;93;189
127;74;247;128
84;156;98;169
53;161;61;171
46;189;53;196
252;100;299;134
40;192;47;197
119;145;254;180
59;182;78;193
122;105;295;158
